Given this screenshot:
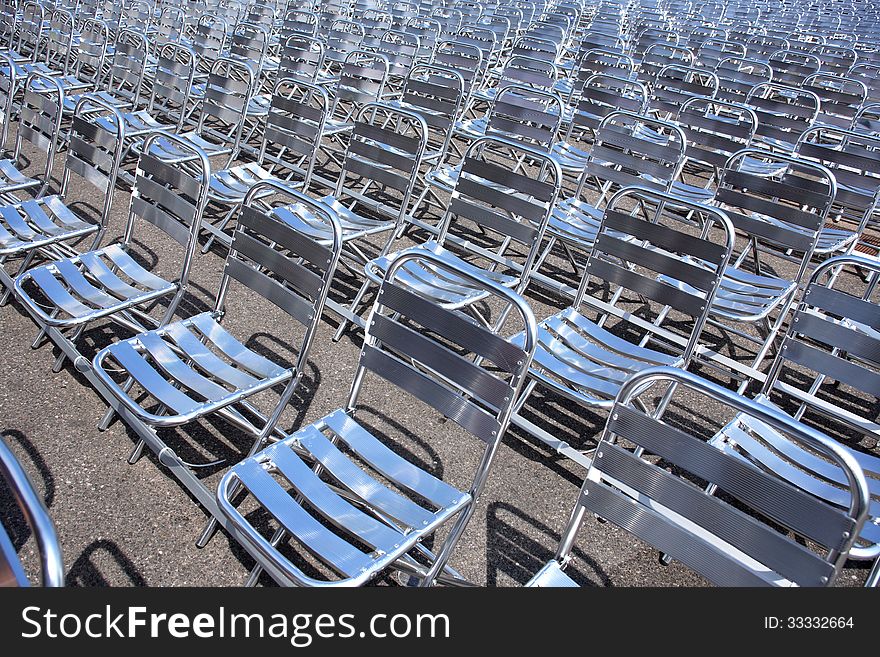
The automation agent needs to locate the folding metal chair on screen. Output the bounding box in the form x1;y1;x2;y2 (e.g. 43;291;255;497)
686;149;836;391
0;72;64;200
12;132;209;374
362;136;560;329
795;126;880;260
272;102;427;333
91;180;343;547
526;366;870;587
280;9;318;40
512;186;734;468
216;248;537;586
200;78;329;252
0;434;64;587
541;111;688;297
710;254;880;587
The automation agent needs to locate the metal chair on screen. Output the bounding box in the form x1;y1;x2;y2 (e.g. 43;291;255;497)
362;136;560;332
713;55;772;104
271;102;427;333
277;34;325;85
709;254;880;587
0;434;64;587
12;132;209;374
513;186;734;468
0;96;125;305
216;248;537;586
91;180;343;547
541;111;688;297
0;72;64;200
200;78;329;252
526;366;870;587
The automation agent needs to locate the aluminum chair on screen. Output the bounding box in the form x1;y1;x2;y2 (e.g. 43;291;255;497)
216;248;537;586
91;181;343;546
682;149;836;391
321;18;365;80
744;82;820;175
12;132;209;374
0;434;64;587
795;126;880;260
637;42;694;84
277;34;325;85
803;72;868;130
541;111;687;297
526;366;870;587
362;136;560;329
0;96;125;305
0;72;64;200
280;9;318;40
188;13;228;79
200;78;329;252
710;254;880;587
272;102;427;333
767;48;821;87
512;187;734;467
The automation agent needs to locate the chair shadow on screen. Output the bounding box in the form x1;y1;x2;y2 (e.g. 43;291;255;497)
65;538;147;586
485;501;611;587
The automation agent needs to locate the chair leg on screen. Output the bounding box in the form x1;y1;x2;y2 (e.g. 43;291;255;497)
332;278;373;342
866;557;880;588
52;325;84;373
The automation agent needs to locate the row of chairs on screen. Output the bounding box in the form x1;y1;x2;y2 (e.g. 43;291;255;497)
0;0;878;587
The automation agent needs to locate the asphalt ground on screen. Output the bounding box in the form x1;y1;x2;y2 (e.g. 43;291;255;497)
0;106;876;587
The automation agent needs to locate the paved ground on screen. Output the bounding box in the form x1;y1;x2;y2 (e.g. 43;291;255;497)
0;124;874;587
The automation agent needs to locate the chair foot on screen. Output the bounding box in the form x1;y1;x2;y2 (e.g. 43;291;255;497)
51;351;67;373
195;516;218;549
97;406;116;431
127;439;146;465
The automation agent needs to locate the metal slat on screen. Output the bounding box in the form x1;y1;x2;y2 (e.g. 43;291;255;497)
596;233;718;291
107;340;200;415
239;206;332;272
449;195;537;245
589;258;706;317
803;285;880;330
224;258;315;326
130;196;192;247
360;344;502;444
378;282;525;372
602;209;727;263
231;230;324;304
793;310;880;366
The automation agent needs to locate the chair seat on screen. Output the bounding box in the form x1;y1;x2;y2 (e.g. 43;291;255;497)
217;408;470;586
661;264;796;322
247;94;271;117
669;179;715;203
526;560;579;587
322;116;354;135
453;117;488;140
738;155;789;178
424;163;460;192
546;196;603;246
712;396;880;549
271;194;394;245
0;196;97;256
0;159;40;196
131;131;231;162
92;311;292;426
15;242;177;327
112;109;167;137
365;240;518;309
209;162;278;203
62;90;134;114
27;73;92;93
550;140;593;172
521;306;681;407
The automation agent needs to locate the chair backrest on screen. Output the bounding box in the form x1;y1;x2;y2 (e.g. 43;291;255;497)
0;435;64;587
196;56;255;163
229;21;268;70
191;13;228;73
281;9;318;39
574;110;688;201
398;63;464;163
746;82;820;151
713;55;772;104
676;97;757;175
62;96;126;231
123;131;211;289
330;50;389;123
767;48;820;86
432;39;483;101
43;9;76;75
648;64;719;118
812;43;857;76
105;28;150;108
546;365;869;586
796;126;880;252
0;52;15;151
755;254;880;564
279;34;325;84
405;16;441;61
575;186;734;361
437;135;562;293
567;73;648;136
695;37;746;69
848;63;880;106
324;18;365;70
12;72;65;187
638;42;694;82
803;72;868;130
376;29;420;80
146;42;196;133
574;48;636;85
12;1;43;61
494;54;558;93
715;149;836;283
483;84;564;152
259;78;328;188
218;181;342;373
335;102;428;224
